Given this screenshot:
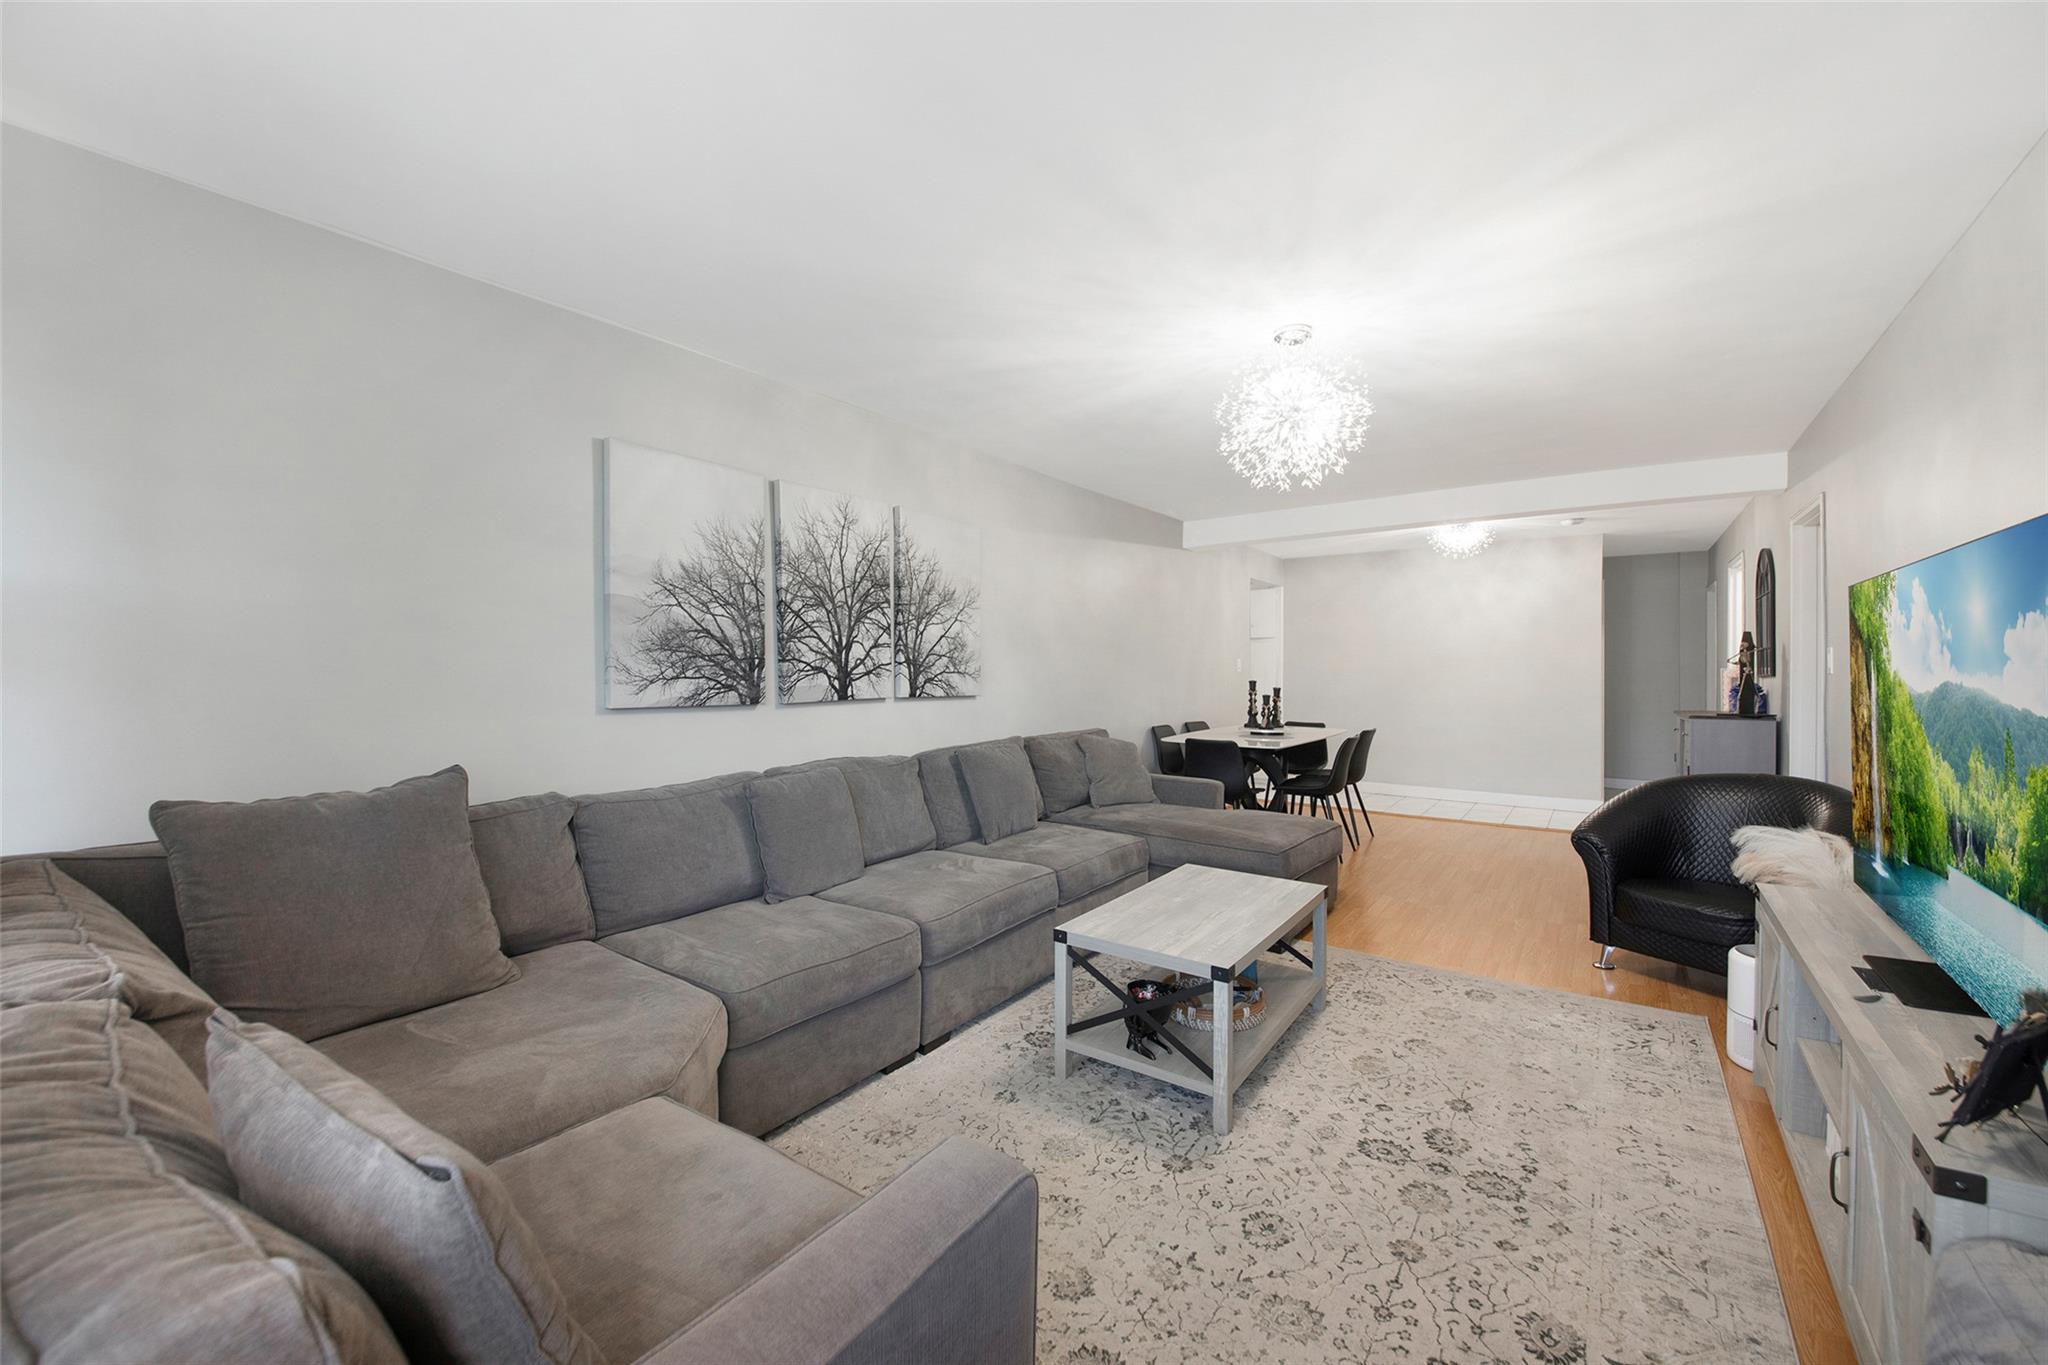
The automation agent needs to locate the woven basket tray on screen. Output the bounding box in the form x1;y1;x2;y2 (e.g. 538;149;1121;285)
1164;973;1265;1032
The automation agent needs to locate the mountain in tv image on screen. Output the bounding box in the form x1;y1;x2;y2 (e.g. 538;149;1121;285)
1914;681;2048;789
1849;513;2048;923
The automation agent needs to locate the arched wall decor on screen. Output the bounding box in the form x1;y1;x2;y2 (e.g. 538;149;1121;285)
1753;548;1777;678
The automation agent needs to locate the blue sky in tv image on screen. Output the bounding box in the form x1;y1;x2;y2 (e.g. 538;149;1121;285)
1878;511;2048;714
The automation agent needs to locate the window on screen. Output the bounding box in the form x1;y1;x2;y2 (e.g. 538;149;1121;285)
1726;554;1745;661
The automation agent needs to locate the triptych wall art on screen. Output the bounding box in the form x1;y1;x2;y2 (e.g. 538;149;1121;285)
599;439;981;710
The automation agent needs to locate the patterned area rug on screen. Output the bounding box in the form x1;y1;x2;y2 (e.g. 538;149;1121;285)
771;949;1793;1365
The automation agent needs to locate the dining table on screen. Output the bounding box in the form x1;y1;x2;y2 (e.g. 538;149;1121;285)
1157;724;1353;811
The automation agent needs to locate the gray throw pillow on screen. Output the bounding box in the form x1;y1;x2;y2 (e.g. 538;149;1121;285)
151;767;516;1041
748;768;866;901
206;1014;601;1365
1081;734;1157;807
956;741;1042;844
468;794;595;955
1023;734;1091;815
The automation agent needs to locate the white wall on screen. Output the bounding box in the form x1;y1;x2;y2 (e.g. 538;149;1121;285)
1602;552;1711;786
1708;136;2048;791
0;128;1259;850
1280;537;1605;801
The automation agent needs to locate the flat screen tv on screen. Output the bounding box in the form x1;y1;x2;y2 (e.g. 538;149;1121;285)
1849;511;2048;1025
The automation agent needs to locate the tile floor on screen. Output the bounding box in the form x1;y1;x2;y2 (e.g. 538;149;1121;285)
1348;787;1588;830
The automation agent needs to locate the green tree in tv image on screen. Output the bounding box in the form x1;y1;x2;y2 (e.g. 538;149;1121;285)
2019;770;2048;912
1851;572;2048;920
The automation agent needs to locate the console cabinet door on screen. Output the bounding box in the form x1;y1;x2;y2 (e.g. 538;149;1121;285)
1753;920;1782;1098
1842;1055;1930;1364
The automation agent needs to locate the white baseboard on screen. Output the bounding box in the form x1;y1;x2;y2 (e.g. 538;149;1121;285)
1347;781;1601;814
1603;776;1662;791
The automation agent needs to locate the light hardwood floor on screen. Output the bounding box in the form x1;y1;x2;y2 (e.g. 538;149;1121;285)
1320;809;1856;1365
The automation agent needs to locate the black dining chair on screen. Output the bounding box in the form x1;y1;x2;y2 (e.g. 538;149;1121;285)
1183;737;1255;810
1150;724;1185;776
1344;729;1377;839
1282;721;1327;778
1279;734;1360;853
1180;720;1210;733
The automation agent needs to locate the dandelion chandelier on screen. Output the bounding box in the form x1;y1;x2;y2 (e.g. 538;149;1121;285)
1426;523;1496;559
1216;324;1371;492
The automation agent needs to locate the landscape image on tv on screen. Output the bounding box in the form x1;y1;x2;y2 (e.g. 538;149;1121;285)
1849;512;2048;1024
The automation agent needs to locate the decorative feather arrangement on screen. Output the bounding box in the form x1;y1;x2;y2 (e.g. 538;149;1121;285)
1729;824;1854;889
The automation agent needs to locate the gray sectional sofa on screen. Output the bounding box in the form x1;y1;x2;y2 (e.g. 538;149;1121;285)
0;725;1343;1364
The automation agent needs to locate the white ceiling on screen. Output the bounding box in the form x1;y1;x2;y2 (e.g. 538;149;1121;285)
5;3;2044;540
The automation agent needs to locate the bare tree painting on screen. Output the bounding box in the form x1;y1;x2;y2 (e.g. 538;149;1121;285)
602;440;767;709
894;509;982;699
773;482;893;704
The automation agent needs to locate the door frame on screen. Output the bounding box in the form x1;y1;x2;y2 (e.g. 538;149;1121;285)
1787;496;1828;780
1706;579;1720;709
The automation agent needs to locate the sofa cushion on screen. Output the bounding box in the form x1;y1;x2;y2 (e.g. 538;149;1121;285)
149;766;517;1042
602;898;920;1048
1;1001;402;1365
955;823;1150;904
842;757;940;863
815;850;1057;964
1613;877;1758;948
571;773;763;935
0;859;217;1077
491;1097;859;1363
207;1016;602;1365
763;756;940;865
749;769;866;903
1080;734;1156;808
469;793;594;954
1023;733;1091;815
5;841;188;970
1049;804;1341;881
915;744;983;848
916;739;1033;848
956;741;1042;844
314;940;727;1161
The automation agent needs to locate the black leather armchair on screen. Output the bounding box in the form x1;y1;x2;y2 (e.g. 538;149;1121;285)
1571;774;1852;974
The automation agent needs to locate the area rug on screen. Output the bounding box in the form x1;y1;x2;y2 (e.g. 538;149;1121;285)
770;948;1794;1365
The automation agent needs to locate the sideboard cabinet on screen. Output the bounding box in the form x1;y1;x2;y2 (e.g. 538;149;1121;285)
1754;882;2048;1363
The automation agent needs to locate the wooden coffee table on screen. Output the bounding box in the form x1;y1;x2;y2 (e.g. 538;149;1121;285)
1050;864;1327;1136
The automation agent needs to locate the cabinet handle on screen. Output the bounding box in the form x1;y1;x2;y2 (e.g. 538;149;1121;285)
1828;1149;1850;1210
1763;1004;1779;1049
1912;1209;1931;1252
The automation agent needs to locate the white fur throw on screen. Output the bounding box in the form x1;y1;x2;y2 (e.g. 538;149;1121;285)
1730;824;1853;889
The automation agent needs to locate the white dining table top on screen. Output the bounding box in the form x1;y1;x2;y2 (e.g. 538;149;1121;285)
1158;724;1351;751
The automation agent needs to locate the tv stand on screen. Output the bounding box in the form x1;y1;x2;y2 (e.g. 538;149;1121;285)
1755;881;2048;1363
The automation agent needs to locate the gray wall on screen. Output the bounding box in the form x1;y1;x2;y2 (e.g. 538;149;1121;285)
1281;537;1606;801
0;128;1260;850
1602;551;1712;785
1708;136;2048;791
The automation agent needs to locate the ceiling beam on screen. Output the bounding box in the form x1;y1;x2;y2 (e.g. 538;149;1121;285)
1179;451;1788;549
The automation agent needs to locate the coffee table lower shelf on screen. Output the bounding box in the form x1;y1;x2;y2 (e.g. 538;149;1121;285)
1061;961;1320;1098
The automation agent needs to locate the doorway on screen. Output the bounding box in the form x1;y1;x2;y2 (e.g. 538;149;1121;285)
1787;498;1828;780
